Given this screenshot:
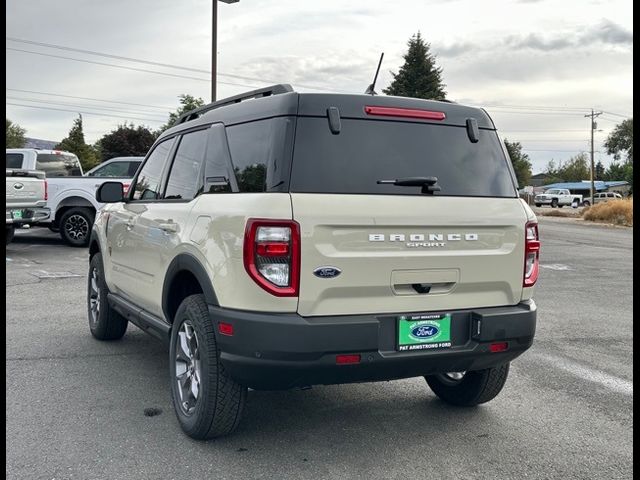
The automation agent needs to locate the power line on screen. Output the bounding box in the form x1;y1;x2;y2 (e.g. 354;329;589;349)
6;102;165;123
601;110;631;118
6;47;262;88
521;148;597;152
6;36;345;93
6;96;169;119
6;88;174;110
485;109;586;117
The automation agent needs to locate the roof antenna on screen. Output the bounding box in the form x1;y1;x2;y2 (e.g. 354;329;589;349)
364;52;384;95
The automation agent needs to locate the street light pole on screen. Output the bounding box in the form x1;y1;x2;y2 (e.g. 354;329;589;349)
211;0;217;102
212;0;239;103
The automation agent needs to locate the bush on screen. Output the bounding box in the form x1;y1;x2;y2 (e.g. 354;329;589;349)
582;199;633;226
538;210;571;217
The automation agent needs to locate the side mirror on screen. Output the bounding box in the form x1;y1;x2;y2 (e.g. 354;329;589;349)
96;182;124;203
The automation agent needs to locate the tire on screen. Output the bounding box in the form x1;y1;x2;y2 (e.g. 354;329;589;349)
425;363;510;406
558;205;564;209
169;294;246;440
87;253;128;340
6;226;15;245
582;200;591;207
534;204;541;208
60;207;94;247
551;199;558;208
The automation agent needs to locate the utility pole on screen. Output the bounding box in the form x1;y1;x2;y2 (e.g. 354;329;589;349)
585;109;602;205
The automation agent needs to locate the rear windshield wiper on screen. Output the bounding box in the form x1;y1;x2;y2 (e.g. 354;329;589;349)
377;176;441;195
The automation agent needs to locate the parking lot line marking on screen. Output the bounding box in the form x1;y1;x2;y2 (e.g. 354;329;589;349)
532;352;633;396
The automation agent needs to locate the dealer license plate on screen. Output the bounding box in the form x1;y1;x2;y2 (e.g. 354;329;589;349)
397;313;452;351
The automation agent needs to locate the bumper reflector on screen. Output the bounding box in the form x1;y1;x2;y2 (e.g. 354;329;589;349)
489;342;509;353
218;322;234;336
336;354;361;365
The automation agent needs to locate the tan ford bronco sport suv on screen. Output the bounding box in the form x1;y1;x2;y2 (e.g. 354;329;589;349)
88;85;539;439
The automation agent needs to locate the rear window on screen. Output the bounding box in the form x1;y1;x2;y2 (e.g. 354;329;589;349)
290;118;516;197
36;153;82;177
6;153;23;169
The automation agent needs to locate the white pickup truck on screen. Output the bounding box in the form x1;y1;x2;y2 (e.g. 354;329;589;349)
6;149;133;246
534;188;585;208
6;169;49;244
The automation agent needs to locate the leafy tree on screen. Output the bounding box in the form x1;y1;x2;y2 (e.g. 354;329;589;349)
55;115;99;171
542;159;564;185
604;161;633;193
95;123;157;161
603;118;632;164
157;94;206;134
6;118;26;148
595;160;606;180
383;32;447;100
557;153;590;182
504;140;532;188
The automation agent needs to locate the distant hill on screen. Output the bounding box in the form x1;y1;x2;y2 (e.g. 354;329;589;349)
23;137;58;150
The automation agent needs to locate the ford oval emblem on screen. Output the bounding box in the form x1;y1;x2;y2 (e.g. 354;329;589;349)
13;183;24;190
411;324;439;339
313;266;341;279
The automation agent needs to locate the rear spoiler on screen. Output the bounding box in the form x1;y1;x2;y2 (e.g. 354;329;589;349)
6;169;46;179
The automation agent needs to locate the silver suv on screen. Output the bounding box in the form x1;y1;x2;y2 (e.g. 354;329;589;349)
88;85;539;439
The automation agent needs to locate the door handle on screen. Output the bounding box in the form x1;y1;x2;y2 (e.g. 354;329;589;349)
159;223;178;233
125;222;133;231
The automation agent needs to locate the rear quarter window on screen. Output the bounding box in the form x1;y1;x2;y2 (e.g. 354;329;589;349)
6;153;23;169
36;153;82;176
290;118;516;197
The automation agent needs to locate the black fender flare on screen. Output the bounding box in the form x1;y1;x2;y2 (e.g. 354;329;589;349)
162;254;218;321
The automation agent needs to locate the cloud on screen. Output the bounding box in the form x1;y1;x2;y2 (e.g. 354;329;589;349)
435;42;474;57
506;19;632;52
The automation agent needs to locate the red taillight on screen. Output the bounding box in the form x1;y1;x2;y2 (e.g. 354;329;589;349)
44;180;48;201
336;354;361;365
123;183;130;195
243;219;300;297
256;242;289;256
218;322;234;336
524;221;541;287
489;342;509;353
364;105;446;121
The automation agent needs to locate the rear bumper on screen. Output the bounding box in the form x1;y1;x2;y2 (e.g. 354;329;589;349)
6;207;50;225
210;301;537;390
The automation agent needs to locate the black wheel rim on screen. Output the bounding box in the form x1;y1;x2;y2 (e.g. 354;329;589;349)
65;214;89;241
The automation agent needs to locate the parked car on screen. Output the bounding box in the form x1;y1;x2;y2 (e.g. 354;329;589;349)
5;169;49;244
534;188;584;208
594;192;623;203
85;156;143;178
6;149;135;246
88;84;539;439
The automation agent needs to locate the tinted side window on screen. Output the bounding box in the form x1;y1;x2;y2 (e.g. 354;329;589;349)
164;130;207;200
90;161;131;177
6;153;23;169
36;153;82;176
225;118;293;193
127;161;142;177
203;124;234;193
132;140;174;200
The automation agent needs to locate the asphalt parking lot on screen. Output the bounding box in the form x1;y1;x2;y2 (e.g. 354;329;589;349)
6;218;633;480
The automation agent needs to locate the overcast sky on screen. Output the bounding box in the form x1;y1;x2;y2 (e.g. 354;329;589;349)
6;0;633;173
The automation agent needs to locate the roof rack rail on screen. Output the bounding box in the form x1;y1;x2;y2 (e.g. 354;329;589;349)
176;84;294;125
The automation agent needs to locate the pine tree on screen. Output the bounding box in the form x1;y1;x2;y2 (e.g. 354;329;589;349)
383;32;447;100
56;115;99;171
